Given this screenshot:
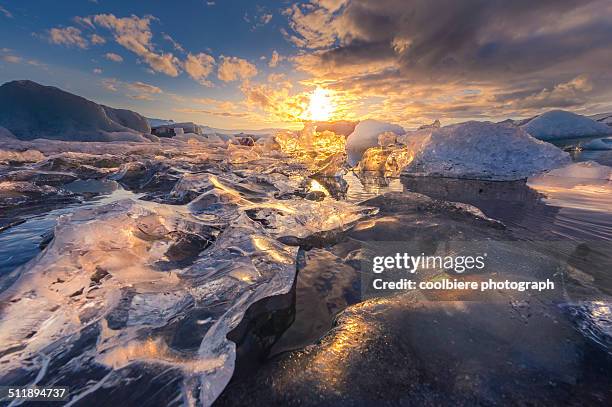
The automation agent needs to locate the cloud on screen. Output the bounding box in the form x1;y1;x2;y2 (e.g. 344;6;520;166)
0;50;46;68
73;16;95;29
184;52;215;86
127;94;155;101
102;78;162;101
268;50;281;67
92;14;181;76
162;33;185;53
217;56;258;82
127;81;163;94
102;78;119;92
283;0;612;125
48;26;89;49
2;55;22;63
502;75;595;110
239;80;316;122
93;68;103;74
260;14;273;25
0;5;13;18
175;108;249;118
104;52;123;62
90;34;106;45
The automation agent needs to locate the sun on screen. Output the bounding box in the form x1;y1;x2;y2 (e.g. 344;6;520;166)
306;87;334;121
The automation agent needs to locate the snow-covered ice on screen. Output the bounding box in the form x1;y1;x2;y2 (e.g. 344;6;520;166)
346;120;405;166
403;121;570;180
522;110;612;140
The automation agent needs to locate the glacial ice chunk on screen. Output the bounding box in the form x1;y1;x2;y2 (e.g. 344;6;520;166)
522;110;612;140
346;120;405;166
403;121;570;180
582;137;612;150
275;125;347;176
356;146;414;177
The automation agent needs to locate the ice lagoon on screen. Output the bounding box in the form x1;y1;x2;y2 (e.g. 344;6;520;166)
0;126;611;406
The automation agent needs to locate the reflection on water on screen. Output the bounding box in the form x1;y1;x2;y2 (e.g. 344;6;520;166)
219;164;612;406
343;171;403;203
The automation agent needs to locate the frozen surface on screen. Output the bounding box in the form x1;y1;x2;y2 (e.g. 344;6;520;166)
403;121;570;180
582;137;612;150
1;121;611;406
522;110;612;140
0;134;375;406
346;120;405;166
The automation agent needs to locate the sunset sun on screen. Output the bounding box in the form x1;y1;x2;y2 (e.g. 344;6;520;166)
306;87;334;121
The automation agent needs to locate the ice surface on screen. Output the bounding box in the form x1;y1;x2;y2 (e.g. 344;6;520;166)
356;146;415;177
346;120;405;166
582;137;612;150
0;136;376;406
0;181;78;209
274;125;347;176
403;121;570;180
0;148;44;163
522;110;612;140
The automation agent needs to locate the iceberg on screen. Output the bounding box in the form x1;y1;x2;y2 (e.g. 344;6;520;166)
582;137;612;150
346;120;405;166
402;121;570;180
590;112;612;126
522;110;612;140
0;80;151;142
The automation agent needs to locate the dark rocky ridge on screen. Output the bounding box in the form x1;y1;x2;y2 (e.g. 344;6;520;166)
0;80;151;142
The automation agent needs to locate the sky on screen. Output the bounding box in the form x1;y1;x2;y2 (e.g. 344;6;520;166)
1;0;612;130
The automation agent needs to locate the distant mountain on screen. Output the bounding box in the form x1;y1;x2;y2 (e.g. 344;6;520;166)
590;112;612;126
199;125;281;136
0;80;151;142
147;117;281;137
521;110;612;140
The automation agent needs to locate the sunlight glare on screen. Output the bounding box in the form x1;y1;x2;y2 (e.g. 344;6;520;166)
307;87;334;121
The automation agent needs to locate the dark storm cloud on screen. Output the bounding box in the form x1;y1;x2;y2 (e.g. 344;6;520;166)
304;0;611;79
